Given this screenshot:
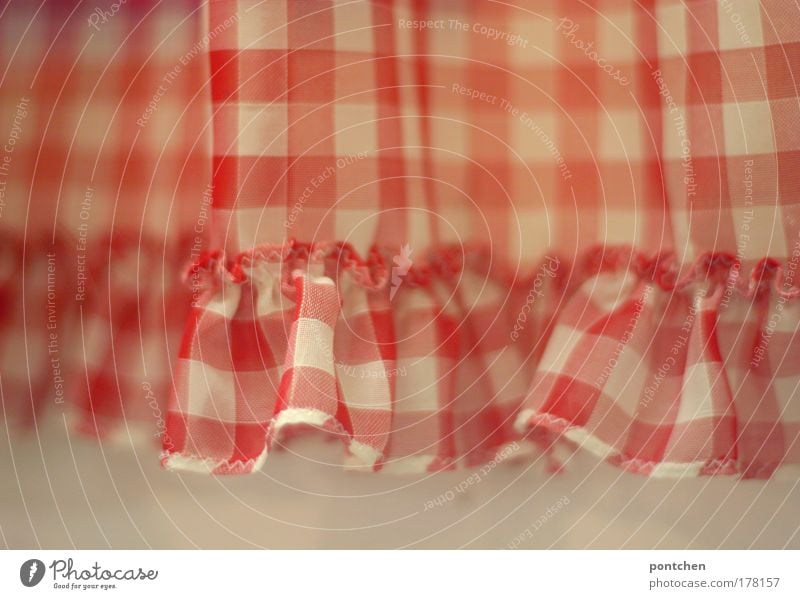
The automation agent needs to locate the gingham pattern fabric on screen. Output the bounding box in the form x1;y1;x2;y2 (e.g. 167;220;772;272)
202;0;671;260
519;251;800;478
163;0;800;477
0;1;208;437
656;0;800;265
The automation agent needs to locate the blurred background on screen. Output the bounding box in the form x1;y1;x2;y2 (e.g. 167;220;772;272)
2;0;799;550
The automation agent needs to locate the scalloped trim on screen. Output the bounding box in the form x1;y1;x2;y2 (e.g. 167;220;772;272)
267;408;387;471
185;242;800;301
162;438;565;475
515;409;756;478
161;448;268;474
163;240;800;478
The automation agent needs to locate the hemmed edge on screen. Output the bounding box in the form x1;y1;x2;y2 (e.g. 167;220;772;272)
161;448;268;474
514;408;785;479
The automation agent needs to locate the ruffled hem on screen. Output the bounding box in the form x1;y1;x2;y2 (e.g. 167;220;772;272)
187;240;800;299
162;405;543;475
164;241;800;478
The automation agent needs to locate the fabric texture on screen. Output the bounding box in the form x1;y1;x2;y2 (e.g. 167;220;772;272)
0;0;208;437
1;0;798;479
163;0;800;477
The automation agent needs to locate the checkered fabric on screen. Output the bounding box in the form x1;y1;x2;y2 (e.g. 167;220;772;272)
0;1;208;437
163;0;800;477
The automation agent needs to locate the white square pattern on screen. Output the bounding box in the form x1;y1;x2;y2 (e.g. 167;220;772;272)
656;2;687;58
183;359;237;420
333;0;375;53
597;10;637;62
337;360;392;410
395;356;441;412
600;109;643;160
717;0;764;51
293;317;336;375
732;205;788;259
334;103;378;155
238;1;288;50
723;100;776;156
674;362;718;424
237;103;289;156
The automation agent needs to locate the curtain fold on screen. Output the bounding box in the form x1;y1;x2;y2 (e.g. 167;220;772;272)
1;0;798;479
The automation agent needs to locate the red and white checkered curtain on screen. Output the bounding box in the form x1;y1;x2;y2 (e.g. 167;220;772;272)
2;1;798;479
0;1;209;438
162;0;800;478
